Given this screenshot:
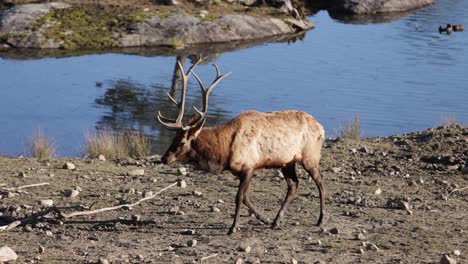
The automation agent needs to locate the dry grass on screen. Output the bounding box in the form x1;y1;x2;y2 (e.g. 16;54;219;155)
84;128;152;160
338;114;361;140
440;114;458;126
29;128;56;160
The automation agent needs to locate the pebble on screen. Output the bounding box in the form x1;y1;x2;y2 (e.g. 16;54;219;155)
187;239;197;247
291;258;298;264
144;191;153;198
351;148;357;154
75;186;83;192
128;169;144;176
45;230;53;237
374;188;382;195
453;250;461;256
440;254;457;264
40;199;54;207
98;154;106;161
366;243;379;251
131;214;141;221
18;171;27;177
182;229;196;235
356;233;366;240
238;244;252;253
38;245;45;254
462;166;468;175
169;206;179;214
399;201;411;211
178;179;187;188
0;246;18;262
193;190;203;197
217;199;225;204
358;248;365;254
332;167;341;173
177;167;187;176
63;162;76;170
316;240;322;246
127;188;135;195
235;258;244;264
329;227;339;234
65;189;80;198
211;206;221;213
98;257;110;264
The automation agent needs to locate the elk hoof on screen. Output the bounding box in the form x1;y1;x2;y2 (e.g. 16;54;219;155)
228;226;238;235
271;222;280;230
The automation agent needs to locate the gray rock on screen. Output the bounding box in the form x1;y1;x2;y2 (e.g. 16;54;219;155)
0;246;18;262
187;239;197;247
238;244;252;253
98;154;106;161
462;166;468;174
211;206;221;213
98;258;110;264
356;233;366;240
63;162;76;170
178;179;187;188
332;167;341;173
330;0;433;14
440;254;457;264
144;191;153;198
291;258;298;264
177;167;187;176
40;199;54;207
329;227;339;234
18;171;27;177
235;258;244;264
128;169;144;176
374;188;382;195
453;250;461;256
193;190;203;197
45;230;53;237
65;189;80;198
131;214;141;221
38;245;45;254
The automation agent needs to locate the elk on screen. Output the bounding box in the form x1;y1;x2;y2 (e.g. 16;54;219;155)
158;58;325;235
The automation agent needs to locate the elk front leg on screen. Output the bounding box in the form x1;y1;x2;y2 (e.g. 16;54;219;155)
272;164;299;229
228;171;252;235
243;176;271;225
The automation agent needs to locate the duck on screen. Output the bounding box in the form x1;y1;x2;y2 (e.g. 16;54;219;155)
439;24;453;34
452;24;464;32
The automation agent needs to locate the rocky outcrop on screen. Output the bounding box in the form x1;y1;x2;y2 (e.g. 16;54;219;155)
330;0;433;14
117;15;312;47
0;2;313;50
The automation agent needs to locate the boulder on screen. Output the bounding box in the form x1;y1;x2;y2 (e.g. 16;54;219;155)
0;246;18;262
330;0;433;14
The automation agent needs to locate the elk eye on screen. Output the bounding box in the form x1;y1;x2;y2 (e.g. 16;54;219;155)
180;142;185;146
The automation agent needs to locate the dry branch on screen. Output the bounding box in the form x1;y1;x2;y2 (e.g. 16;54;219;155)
0;206;57;231
60;182;178;218
200;253;218;262
2;182;50;191
448;186;468;197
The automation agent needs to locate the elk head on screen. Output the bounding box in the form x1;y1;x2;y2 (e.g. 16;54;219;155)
158;58;231;164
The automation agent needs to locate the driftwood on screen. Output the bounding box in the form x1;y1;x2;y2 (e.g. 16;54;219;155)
200;253;219;262
2;182;50;191
448;186;468;197
0;182;178;231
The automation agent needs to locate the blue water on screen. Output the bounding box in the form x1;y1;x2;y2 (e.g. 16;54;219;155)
0;0;467;157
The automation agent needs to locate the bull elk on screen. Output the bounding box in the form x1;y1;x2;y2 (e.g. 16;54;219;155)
158;58;325;235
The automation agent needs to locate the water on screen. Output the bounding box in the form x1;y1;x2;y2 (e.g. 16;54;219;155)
1;0;467;157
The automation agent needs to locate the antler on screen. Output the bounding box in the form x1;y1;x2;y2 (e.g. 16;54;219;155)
158;57;231;131
191;64;231;126
157;58;202;131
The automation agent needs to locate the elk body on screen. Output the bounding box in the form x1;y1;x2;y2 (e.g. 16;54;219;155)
158;59;325;235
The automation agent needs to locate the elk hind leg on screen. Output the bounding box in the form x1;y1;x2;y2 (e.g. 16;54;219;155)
303;160;325;226
272;164;299;229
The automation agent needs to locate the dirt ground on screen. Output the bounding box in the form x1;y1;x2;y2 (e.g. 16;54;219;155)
1;125;467;263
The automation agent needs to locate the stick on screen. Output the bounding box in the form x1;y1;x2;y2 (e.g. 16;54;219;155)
2;182;50;191
60;182;178;218
200;254;218;262
448;186;468;197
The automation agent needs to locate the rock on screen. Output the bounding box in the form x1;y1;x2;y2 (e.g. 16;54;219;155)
374;188;382;195
356;233;366;240
351;148;358;154
238;244;252;253
235;258;244;264
182;229;196;235
18;171;27;177
63;162;75;170
38;245;45;254
131;214;141;221
332;167;341;173
128;169;144;176
330;0;433;14
98;154;106;161
211;206;221;213
144;191;153;198
358;248;365;254
177;167;187;176
416;178;424;184
366;243;379;251
187;239;197;247
291;258;298;264
178;179;187;188
440;254;457;264
462;166;468;174
329;227;339;234
127;188;136;194
40;199;54;207
399;201;411;211
169;206;179;214
45;230;53;237
98;257;110;264
0;246;18;262
316;240;322;246
65;189;80;198
193;190;203;197
453;250;461;256
217;199;225;204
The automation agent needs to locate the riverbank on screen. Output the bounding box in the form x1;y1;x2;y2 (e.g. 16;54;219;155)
0;0;434;50
1;125;466;263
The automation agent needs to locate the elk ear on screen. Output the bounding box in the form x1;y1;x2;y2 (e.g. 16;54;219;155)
188;118;206;138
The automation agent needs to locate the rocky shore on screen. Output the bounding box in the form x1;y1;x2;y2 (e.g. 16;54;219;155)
1;125;466;263
0;0;433;50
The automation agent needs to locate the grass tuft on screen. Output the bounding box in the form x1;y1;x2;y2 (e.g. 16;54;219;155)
440;114;457;126
30;128;56;160
84;128;152;160
339;114;361;140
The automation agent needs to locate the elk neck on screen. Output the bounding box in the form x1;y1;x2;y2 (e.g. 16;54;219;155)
189;124;235;175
